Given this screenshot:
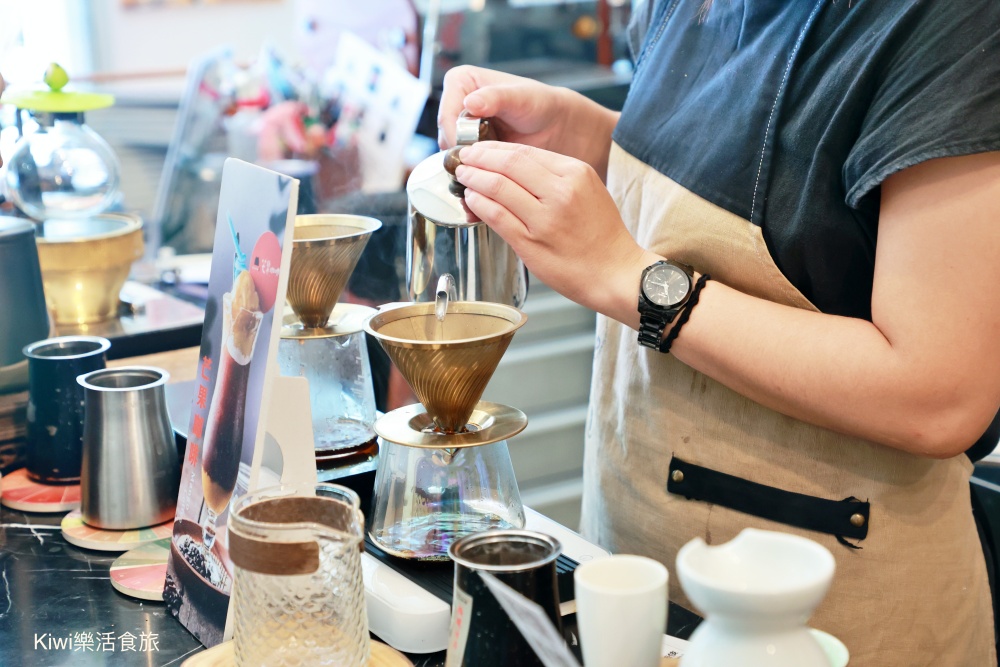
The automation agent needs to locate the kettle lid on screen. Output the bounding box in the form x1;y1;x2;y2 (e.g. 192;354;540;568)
407;149;484;228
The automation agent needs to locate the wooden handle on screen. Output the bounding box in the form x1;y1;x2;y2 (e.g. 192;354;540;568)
444;111;498;198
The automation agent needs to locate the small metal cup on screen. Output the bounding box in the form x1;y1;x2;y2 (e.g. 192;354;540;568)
23;336;110;484
447;530;563;667
78;366;180;529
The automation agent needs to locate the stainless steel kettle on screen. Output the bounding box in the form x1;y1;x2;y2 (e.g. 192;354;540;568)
405;113;527;308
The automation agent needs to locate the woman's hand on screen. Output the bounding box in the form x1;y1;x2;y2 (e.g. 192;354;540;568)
439;66;619;179
456;141;660;326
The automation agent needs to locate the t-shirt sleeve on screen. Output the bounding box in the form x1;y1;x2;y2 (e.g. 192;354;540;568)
843;3;1000;208
626;0;658;63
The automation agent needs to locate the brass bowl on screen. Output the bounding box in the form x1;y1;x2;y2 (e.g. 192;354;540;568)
35;213;144;325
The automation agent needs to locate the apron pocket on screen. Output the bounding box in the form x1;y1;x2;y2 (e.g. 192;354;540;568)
667;456;870;548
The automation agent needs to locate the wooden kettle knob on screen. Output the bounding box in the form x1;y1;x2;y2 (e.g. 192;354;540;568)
444;110;496;198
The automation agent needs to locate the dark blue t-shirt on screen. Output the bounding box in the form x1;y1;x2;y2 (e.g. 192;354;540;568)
617;0;1000;321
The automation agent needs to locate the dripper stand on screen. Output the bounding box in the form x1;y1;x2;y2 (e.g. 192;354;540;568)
363;298;529;560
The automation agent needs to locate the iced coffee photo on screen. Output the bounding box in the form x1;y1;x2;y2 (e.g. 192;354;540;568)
200;269;264;550
163;162;294;648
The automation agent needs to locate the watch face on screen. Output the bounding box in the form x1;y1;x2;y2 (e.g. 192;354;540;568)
642;263;691;307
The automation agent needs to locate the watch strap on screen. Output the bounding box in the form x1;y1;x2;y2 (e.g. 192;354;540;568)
637;306;676;349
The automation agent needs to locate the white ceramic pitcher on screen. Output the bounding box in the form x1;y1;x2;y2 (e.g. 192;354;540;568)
676;528;836;667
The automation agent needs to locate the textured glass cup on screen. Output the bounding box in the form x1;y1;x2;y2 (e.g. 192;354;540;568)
228;483;369;667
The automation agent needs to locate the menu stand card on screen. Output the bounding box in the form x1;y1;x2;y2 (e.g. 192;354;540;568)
164;159;316;647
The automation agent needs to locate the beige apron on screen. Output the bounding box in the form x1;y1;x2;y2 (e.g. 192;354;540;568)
580;143;995;667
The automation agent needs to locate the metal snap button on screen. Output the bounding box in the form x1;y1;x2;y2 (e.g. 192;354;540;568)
850;513;866;527
671;470;684;483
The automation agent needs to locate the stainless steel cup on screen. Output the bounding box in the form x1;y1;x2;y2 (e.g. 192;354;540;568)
447;530;563;667
23;335;110;483
78;366;180;529
0;218;49;373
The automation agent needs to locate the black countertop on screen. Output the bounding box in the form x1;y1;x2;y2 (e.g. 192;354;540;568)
0;502;700;667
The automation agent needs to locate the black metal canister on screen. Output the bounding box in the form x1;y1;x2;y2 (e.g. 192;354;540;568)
23;336;110;483
447;530;563;667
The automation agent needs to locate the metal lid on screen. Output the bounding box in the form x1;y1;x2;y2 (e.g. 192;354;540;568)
449;530;562;573
407;149;479;228
280;302;376;339
0;217;36;244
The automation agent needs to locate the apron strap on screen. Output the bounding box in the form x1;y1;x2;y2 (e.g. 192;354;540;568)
667;456;870;548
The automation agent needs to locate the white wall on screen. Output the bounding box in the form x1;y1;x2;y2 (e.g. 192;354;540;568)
88;0;298;76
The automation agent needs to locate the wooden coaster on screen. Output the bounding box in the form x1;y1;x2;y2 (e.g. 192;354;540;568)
370;641;414;667
61;510;173;552
110;537;170;601
0;468;80;513
180;639;414;666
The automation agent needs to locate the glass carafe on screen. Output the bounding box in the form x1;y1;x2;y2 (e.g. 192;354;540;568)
278;304;377;466
5;113;121;221
369;438;525;560
229;483;369;667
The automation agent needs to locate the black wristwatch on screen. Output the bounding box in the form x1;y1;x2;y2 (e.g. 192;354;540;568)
637;260;695;349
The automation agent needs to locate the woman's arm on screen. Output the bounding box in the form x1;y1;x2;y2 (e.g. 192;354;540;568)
456;144;1000;458
668;152;1000;458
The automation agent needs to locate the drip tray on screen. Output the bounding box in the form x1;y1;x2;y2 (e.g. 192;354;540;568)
364;533;580;605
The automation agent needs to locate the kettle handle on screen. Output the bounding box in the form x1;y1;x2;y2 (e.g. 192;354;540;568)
443;110;497;197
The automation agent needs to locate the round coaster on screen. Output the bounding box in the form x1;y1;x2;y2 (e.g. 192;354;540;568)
370;640;414;667
61;510;173;552
0;468;81;513
110;537;170;601
178;639;413;667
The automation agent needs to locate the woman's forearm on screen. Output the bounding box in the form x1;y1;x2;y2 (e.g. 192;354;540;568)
670;283;976;457
600;268;989;459
591;153;1000;459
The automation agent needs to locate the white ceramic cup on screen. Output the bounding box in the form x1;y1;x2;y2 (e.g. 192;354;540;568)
574;554;669;667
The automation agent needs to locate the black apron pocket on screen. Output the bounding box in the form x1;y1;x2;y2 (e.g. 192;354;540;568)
666;455;870;548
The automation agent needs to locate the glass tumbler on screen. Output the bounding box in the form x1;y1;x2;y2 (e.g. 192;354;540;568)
228;483;369;667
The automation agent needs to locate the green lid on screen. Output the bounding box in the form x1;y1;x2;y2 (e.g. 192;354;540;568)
1;64;114;113
2;89;114;113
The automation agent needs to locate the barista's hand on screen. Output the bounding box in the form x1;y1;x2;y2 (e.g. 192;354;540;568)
456;141;659;328
439;66;619;180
